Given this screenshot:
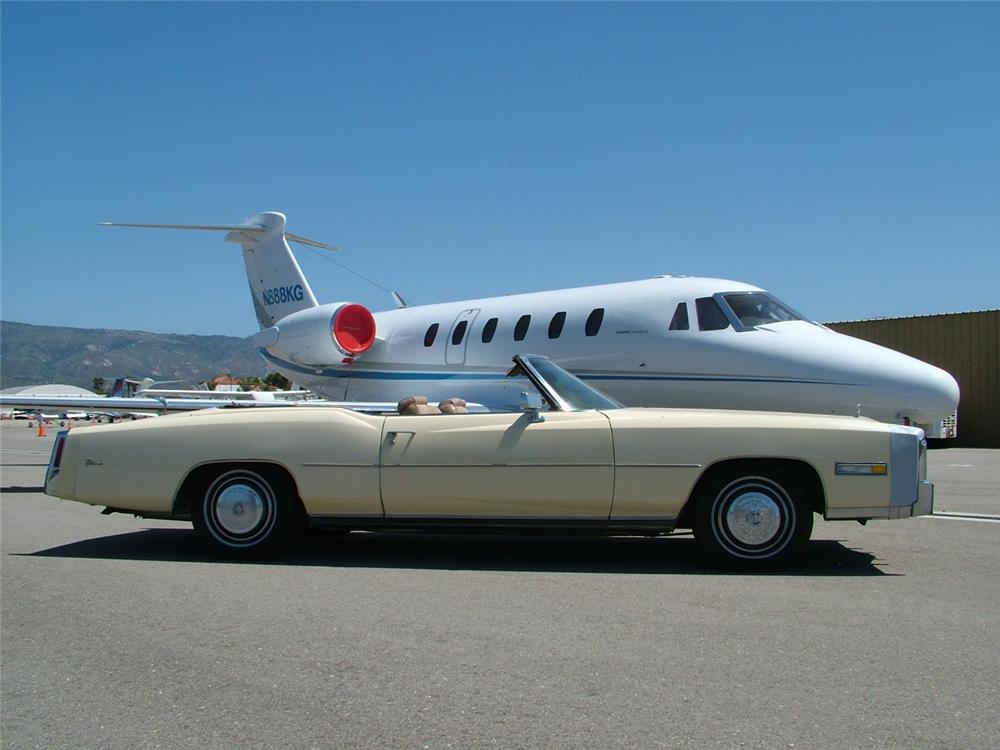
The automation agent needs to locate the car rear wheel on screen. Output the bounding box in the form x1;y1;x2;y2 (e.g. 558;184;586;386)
693;465;813;571
192;465;302;559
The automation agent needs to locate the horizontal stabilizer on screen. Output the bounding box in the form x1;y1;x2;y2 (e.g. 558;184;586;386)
100;221;264;233
285;232;338;251
101;212;332;329
100;221;337;251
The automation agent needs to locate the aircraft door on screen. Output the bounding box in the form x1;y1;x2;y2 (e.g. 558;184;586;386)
445;308;480;365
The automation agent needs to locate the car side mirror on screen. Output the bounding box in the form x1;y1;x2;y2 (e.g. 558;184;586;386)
520;391;545;423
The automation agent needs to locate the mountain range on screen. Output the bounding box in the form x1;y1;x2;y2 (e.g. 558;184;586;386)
0;321;272;390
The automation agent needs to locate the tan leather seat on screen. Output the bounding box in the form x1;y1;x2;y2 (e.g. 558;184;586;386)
397;395;442;415
438;398;468;414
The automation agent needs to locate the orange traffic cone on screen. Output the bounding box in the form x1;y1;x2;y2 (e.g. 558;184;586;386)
37;420;47;437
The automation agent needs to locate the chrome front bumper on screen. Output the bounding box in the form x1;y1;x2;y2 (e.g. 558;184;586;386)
828;479;934;521
889;479;934;519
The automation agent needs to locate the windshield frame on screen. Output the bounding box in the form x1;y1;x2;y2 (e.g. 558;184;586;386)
507;355;624;412
714;291;813;332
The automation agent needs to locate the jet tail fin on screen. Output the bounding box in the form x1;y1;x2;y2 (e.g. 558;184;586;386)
110;377;145;398
101;212;328;328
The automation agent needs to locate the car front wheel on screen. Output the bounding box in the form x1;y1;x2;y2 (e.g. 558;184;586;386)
192;465;302;559
693;466;812;571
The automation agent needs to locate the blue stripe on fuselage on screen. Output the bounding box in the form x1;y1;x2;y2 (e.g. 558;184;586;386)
257;349;865;387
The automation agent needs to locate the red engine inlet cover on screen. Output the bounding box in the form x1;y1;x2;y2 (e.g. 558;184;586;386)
331;303;376;355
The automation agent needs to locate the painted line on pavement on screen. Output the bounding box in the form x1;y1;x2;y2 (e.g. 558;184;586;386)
924;513;1000;524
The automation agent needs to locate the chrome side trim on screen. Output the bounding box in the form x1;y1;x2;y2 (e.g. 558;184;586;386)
300;462;377;467
616;463;702;469
380;463;614;468
306;515;678;534
610;515;678;522
386;514;611;521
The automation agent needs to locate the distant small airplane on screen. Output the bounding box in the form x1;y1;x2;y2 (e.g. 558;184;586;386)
109;376;315;402
91;212;960;437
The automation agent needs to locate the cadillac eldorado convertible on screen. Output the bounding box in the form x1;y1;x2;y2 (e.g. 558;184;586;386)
44;355;933;570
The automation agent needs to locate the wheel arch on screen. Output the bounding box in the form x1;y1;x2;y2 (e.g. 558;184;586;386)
172;460;304;519
676;457;825;528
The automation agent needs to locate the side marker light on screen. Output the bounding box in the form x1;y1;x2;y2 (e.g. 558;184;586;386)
836;462;888;476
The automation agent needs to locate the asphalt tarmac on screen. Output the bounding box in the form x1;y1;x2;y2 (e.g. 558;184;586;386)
2;421;998;749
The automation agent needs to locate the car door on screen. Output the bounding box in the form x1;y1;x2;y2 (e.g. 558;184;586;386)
380;410;614;520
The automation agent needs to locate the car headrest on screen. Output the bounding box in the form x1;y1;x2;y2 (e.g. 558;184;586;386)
398;396;441;415
438;398;468;414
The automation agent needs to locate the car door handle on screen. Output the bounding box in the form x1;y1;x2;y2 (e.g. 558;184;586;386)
386;430;416;445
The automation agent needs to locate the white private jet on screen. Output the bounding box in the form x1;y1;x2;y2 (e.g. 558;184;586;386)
15;211;958;435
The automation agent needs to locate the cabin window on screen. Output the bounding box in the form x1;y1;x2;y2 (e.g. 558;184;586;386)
585;308;604;337
424;323;440;347
514;315;531;341
451;320;468;346
548;311;567;339
481;317;498;343
696;297;730;331
668;302;689;331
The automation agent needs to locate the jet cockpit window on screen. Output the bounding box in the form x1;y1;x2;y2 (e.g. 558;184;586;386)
723;293;802;328
696;297;731;331
668;302;689;331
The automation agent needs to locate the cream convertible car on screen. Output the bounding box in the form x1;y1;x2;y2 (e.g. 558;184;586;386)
45;355;933;570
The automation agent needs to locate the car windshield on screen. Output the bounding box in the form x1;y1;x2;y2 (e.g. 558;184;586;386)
722;292;803;327
510;356;623;412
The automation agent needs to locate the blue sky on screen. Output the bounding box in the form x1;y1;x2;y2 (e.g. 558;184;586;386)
2;2;997;338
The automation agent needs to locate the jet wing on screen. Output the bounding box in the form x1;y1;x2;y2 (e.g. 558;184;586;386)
0;394;270;414
0;394;485;415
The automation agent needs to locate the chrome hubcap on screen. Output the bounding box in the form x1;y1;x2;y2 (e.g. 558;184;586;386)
726;491;782;545
711;476;796;559
214;483;266;535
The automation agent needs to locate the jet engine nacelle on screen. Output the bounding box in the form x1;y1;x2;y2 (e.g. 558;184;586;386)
255;302;377;365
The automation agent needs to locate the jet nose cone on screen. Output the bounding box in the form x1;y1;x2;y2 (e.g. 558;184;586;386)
909;364;960;422
858;345;960;424
810;330;960;425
